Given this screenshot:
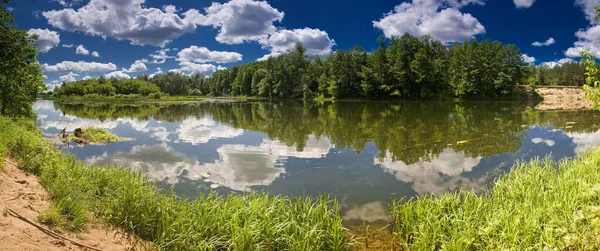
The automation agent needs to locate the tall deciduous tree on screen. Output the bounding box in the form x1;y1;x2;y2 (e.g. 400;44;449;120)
0;0;46;117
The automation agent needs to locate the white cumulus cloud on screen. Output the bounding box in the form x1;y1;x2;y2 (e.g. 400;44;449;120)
52;0;85;7
258;28;335;60
566;25;600;58
104;71;131;79
521;54;536;64
42;0;205;47
575;0;600;23
122;59;148;73
195;0;285;44
177;62;218;76
27;28;60;53
532;37;555;46
59;72;79;83
177;46;243;63
91;51;100;57
565;1;600;59
62;44;73;48
373;0;485;43
514;0;535;8
149;49;175;64
42;61;117;72
76;45;89;55
541;58;575;68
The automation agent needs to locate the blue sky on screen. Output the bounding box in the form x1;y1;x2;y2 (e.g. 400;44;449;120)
6;0;600;87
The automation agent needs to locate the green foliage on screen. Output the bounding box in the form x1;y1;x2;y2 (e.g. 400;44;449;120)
50;35;533;101
524;62;586;87
0;1;46;117
66;127;125;144
0;117;351;250
149;92;161;99
449;39;525;99
391;150;600;250
203;36;526;100
149;71;207;96
52;78;160;97
580;50;600;109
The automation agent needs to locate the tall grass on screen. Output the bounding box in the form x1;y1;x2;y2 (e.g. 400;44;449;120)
391;151;600;250
0;117;351;250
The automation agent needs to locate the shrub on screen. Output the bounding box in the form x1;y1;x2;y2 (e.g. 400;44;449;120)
149;92;161;99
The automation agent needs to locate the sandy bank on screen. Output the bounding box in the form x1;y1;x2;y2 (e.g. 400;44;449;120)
534;87;594;110
0;158;140;251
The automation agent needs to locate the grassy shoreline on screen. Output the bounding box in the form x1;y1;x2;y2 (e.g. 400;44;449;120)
392;149;600;250
0;117;351;250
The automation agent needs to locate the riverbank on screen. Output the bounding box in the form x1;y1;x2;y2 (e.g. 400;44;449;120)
533;86;594;110
0;117;351;250
0;158;143;250
391;148;600;250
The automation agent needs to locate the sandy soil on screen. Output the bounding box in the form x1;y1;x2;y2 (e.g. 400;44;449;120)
534;87;594;110
0;158;141;251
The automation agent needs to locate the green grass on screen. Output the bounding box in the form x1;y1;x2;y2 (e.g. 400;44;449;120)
66;127;125;144
391;151;600;250
0;117;351;250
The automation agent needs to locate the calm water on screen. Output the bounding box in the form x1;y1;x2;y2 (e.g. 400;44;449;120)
34;100;600;223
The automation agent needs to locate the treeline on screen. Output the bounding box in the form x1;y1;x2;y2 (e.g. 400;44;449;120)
52;72;211;98
525;63;586;86
53;77;160;96
209;35;527;100
52;34;529;100
52;33;589;101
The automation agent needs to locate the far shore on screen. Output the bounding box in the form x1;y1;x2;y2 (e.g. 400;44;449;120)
533;86;594;110
43;86;594;111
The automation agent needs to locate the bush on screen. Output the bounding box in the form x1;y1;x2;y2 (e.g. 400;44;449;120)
188;88;202;96
82;93;101;99
149;92;161;99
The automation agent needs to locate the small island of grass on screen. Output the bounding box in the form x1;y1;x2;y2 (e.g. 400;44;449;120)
60;127;129;144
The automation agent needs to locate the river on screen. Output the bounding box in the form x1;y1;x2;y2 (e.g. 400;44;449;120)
34;99;600;225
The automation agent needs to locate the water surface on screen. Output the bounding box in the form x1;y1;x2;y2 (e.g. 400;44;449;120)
34;100;600;223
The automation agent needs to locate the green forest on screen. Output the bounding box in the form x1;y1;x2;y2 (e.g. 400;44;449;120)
50;34;587;101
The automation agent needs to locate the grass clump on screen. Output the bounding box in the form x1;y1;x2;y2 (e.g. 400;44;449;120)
0;117;351;250
38;206;67;230
65;127;126;144
392;151;600;250
78;127;122;143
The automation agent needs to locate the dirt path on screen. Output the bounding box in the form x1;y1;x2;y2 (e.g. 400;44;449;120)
0;158;140;251
534;87;594;110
